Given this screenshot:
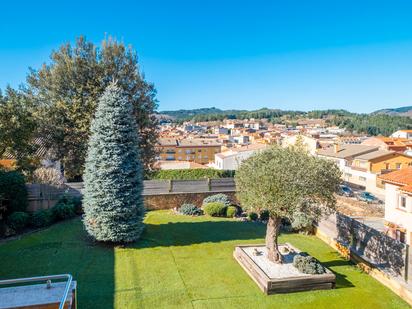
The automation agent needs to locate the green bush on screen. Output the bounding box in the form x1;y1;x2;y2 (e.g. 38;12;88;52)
31;209;54;228
248;212;258;221
7;212;30;231
291;211;314;234
52;202;76;220
226;206;237;218
179;203;203;216
0;170;28;216
293;253;325;274
203;194;232;207
203;202;227;217
259;210;270;221
146;169;235;180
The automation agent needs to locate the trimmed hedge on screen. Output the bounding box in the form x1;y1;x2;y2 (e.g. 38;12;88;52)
203;202;227;217
226;206;237;218
7;212;30;231
31;209;54;228
0;170;28;216
146;169;235;180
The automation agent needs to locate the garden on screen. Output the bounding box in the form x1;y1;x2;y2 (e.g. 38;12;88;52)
0;210;409;308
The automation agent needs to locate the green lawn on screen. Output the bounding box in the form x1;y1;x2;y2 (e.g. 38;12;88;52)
0;210;409;309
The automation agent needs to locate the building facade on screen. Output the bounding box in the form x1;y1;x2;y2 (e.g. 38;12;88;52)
157;138;221;164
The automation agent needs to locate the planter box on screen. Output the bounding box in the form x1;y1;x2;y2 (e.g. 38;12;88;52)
234;243;335;294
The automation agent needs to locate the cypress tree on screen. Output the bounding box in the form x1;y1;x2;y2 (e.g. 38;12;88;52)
83;83;144;242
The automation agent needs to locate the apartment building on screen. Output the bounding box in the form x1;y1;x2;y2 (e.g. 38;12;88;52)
317;144;412;196
391;130;412;139
157;138;221;164
379;168;412;244
213;144;267;170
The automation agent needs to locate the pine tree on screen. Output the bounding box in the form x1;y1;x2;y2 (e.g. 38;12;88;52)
83;83;145;242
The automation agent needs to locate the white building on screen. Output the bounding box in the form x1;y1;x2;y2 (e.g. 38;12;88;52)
213;144;267;170
281;134;319;155
380;168;412;244
391;130;412;139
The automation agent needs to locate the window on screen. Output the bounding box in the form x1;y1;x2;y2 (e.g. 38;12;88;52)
396;163;401;170
186;150;191;154
344;173;352;178
400;196;407;209
359;176;366;182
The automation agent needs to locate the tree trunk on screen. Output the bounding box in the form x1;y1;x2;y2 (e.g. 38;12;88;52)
265;216;283;263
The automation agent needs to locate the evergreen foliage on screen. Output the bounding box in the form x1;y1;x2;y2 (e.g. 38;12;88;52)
203;202;227;217
202;193;232;207
26;36;158;179
178;203;202;216
83;83;144;242
0;169;28;217
235;146;341;263
146;168;234;180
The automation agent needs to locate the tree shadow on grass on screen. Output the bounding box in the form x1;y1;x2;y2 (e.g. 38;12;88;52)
126;219;354;290
134;220;266;248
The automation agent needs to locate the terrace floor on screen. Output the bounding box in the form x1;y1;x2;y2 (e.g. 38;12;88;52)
0;210;409;308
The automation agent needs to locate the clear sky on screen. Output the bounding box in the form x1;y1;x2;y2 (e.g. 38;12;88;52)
1;0;412;113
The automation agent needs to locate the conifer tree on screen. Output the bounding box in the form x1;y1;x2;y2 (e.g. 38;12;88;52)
83;83;144;242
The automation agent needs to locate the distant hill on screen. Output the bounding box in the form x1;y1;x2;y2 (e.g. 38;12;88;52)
158;107;250;120
373;106;412;117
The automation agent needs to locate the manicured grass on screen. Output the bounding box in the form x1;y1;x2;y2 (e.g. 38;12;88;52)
0;210;409;308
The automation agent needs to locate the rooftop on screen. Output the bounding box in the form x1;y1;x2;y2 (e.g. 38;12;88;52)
379;167;412;187
355;150;395;161
317;144;379;159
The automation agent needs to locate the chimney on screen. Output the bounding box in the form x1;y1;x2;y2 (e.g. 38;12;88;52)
334;143;340;153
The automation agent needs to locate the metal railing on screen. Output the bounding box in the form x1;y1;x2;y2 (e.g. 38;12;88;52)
0;274;73;309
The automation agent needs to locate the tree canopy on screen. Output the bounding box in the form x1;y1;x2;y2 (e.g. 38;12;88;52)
25;36;158;179
0;87;39;175
235;146;341;263
83;83;145;242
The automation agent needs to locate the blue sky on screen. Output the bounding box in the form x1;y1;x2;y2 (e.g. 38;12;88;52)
1;1;412;113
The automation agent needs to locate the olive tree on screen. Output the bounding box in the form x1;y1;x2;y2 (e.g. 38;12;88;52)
235;146;341;263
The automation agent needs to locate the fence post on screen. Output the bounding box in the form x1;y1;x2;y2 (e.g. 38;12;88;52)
207;178;211;191
168;180;173;193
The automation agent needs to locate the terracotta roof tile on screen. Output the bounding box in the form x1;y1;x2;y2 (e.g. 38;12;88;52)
379;167;412;186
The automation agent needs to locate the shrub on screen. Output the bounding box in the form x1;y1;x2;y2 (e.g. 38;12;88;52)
248;212;258;221
293;253;325;274
291;211;314;234
203;202;227;217
52;202;76;220
7;212;30;232
0;170;28;216
145;169;234;180
31;209;54;228
202;194;232;207
259;210;270;221
226;206;237;218
71;196;83;214
179;203;202;216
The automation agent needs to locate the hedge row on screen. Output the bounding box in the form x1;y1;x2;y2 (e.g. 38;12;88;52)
145;168;235;180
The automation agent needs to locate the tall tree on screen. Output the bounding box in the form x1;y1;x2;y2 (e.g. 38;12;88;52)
235;146;341;263
0;87;39;176
83;83;144;242
26;36;158;179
